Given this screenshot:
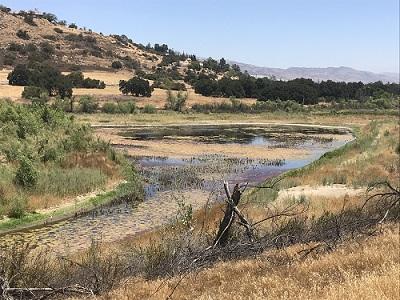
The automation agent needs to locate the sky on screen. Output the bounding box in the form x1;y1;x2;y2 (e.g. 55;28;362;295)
1;0;399;73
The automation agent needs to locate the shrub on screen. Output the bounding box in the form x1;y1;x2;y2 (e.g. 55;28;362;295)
111;61;123;69
23;14;37;26
101;101;137;114
7;42;23;52
7;195;28;219
78;96;98;113
101;102;118;114
118;101;136;114
40;42;55;55
142;104;156;113
16;29;30;40
14;158;38;188
121;56;140;70
165;90;187;112
69;23;78;29
22;86;47;101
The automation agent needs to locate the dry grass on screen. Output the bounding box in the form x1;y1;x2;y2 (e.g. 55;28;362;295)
0;69;256;108
98;224;399;300
282;121;399;187
76;110;385;128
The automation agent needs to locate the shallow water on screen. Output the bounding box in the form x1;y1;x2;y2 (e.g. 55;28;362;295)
0;124;352;253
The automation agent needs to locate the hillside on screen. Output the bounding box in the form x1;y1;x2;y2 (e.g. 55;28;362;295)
230;62;399;83
0;9;162;71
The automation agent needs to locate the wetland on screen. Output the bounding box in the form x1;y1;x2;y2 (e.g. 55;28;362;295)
0;123;353;253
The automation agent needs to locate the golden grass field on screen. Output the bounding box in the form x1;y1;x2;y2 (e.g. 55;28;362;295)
0;69;256;108
98;224;398;300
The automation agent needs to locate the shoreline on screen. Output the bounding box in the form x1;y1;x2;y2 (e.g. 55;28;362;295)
0;122;354;239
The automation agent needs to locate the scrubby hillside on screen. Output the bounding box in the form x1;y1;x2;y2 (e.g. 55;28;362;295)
0;8;162;71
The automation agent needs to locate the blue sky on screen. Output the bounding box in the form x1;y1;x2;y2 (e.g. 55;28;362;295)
2;0;399;73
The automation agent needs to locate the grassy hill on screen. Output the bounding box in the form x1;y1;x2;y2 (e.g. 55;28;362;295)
0;9;162;71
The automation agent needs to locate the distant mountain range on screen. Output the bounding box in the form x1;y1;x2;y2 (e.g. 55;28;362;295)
229;62;399;83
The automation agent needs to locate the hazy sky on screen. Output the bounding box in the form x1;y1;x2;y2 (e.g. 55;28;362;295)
2;0;399;73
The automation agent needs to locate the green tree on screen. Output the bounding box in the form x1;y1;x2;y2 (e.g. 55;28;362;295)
119;77;153;97
7;65;31;86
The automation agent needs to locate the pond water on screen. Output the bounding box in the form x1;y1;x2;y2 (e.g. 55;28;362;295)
0;124;352;253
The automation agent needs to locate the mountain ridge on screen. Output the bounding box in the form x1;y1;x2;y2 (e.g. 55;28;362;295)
228;61;399;83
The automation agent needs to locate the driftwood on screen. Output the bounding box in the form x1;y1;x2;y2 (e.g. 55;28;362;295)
213;181;253;246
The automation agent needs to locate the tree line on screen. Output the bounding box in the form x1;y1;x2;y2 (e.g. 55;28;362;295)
188;72;399;104
7;63;105;99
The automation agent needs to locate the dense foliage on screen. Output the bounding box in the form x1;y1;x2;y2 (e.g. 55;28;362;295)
0;100;130;218
119;77;153;97
7;64;105;99
189;72;399;104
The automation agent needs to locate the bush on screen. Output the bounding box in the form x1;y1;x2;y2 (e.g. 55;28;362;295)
165;90;187;112
101;101;136;114
16;29;30;40
24;14;37;26
111;61;123;69
69;23;78;29
7;195;28;219
14;158;38;188
7;42;23;52
142;104;156;113
78;96;98;113
40;42;55;55
22;86;48;101
118;101;136;114
101;102;118;114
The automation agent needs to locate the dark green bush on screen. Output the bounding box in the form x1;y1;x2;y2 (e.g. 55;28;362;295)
111;61;123;69
16;29;30;40
15;158;38;188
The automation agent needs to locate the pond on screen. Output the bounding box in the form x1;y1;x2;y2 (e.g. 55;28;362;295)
0;123;353;253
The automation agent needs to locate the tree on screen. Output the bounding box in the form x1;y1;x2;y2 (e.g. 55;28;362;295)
119;77;152;97
42;12;58;23
7;65;31;86
202;57;219;71
218;58;230;72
